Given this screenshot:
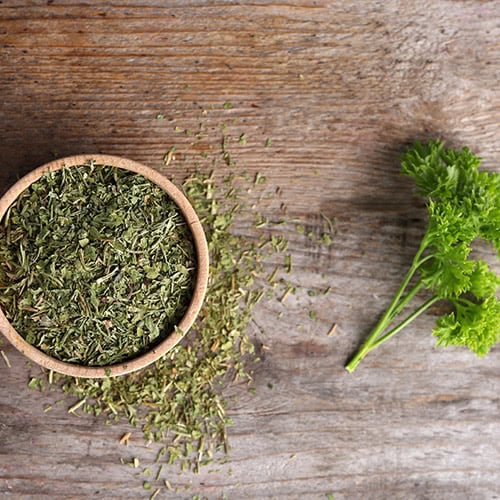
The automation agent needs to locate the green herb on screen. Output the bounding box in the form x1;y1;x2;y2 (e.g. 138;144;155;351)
155;464;163;480
253;172;266;185
119;432;131;446
222;102;233;109
320;212;335;234
346;140;500;372
1;350;10;368
221;135;234;166
295;214;336;246
143;481;152;490
270;235;288;253
163;146;176;166
43;168;280;471
0;163;196;366
19;110;336;483
264;138;272;147
267;267;279;285
280;283;295;303
68;398;86;414
238;133;247;145
28;377;43;391
320;233;333;245
326;323;337;337
255;214;268;228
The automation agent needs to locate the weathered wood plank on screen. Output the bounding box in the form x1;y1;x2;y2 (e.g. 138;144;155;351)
1;0;499;498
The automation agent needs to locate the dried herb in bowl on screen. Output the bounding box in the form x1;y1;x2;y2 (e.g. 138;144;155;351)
0;162;197;366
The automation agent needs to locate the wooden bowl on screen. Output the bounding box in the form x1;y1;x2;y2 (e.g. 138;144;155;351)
0;155;209;378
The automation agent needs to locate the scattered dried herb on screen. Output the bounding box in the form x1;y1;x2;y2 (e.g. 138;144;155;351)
38;168;270;473
0;349;10;368
253;172;266;186
28;376;43;391
327;323;338;337
119;432;132;446
12;102;337;494
0;163;196;366
280;283;295;303
163;146;176;166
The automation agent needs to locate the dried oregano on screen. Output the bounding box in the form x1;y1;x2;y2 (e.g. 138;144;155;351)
0;163;196;366
14;111;336;487
45;169;271;471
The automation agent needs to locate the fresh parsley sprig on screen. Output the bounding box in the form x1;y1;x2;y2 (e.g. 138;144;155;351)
346;140;500;372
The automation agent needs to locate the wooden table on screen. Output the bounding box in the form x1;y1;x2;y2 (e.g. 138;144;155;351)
1;1;499;499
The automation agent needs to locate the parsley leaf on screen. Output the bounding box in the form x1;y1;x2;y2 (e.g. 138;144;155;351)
346;140;500;372
434;296;500;357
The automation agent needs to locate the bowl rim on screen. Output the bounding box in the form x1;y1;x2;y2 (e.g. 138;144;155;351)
0;154;209;378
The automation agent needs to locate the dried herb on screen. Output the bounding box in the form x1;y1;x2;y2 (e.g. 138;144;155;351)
0;163;196;366
1;350;10;368
47;169;267;472
16;102;337;491
119;432;132;446
327;323;338;337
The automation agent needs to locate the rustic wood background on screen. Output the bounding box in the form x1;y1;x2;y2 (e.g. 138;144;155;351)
1;1;499;499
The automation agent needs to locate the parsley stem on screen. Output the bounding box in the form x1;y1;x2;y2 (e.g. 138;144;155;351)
390;280;424;320
345;293;437;372
370;295;440;349
345;239;429;373
414;253;434;269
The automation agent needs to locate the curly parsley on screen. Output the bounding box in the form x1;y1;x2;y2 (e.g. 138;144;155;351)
346;140;500;372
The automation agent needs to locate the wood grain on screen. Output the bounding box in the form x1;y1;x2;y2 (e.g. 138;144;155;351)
1;1;499;499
